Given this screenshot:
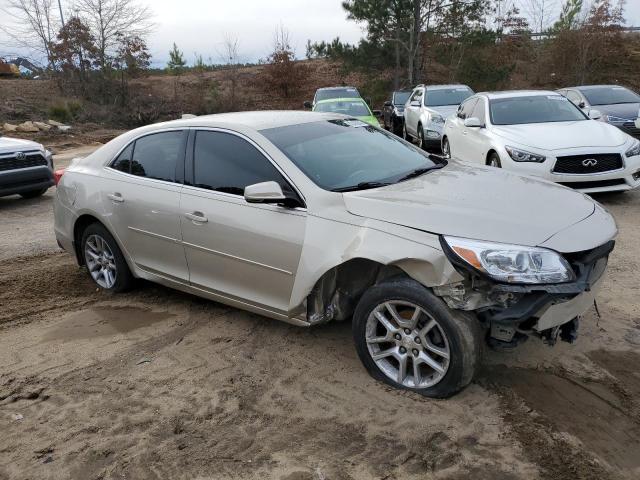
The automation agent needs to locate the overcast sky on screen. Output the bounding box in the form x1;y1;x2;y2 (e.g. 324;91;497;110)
1;0;639;66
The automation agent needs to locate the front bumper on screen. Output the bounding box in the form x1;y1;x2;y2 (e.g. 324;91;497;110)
0;166;54;197
499;146;640;193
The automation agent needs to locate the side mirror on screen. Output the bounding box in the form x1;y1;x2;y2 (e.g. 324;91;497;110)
372;109;382;116
410;100;420;107
578;101;586;109
464;117;484;128
244;181;286;204
588;109;602;120
303;100;312;109
384;100;392;107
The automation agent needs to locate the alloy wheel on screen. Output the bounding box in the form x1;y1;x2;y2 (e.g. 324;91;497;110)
84;234;117;289
418;127;424;149
365;301;450;388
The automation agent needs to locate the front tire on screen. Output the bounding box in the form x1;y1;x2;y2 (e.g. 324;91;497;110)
417;125;426;150
487;152;502;168
442;137;451;159
402;122;410;141
81;223;134;293
352;278;483;398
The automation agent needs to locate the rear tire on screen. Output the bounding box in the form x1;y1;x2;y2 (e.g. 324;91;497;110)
352;278;483;398
81;223;134;293
20;188;48;199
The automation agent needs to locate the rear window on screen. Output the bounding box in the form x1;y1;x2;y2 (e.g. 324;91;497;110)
130;131;184;182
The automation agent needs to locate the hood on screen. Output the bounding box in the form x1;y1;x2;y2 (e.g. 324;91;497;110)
593;103;640;121
491;120;628;151
0;136;44;155
343;162;597;250
428;105;459;119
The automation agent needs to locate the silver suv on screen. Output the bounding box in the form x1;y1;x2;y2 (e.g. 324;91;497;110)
53;111;616;398
0;136;54;198
403;84;474;150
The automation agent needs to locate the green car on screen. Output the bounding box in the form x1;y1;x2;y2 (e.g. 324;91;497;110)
313;97;381;127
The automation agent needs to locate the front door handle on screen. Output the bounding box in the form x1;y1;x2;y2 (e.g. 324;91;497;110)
107;193;124;203
184;212;208;223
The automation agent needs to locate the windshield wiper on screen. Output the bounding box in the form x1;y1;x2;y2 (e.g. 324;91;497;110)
397;164;445;182
331;181;392;192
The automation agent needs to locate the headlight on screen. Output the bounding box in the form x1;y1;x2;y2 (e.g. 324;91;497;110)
430;114;445;124
505;146;546;163
606;115;633;123
625;139;640;157
443;236;575;284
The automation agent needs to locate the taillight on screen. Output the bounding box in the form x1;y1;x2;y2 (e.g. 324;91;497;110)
54;169;65;186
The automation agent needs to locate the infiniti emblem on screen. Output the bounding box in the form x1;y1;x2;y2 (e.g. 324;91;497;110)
15;152;26;161
582;158;598;167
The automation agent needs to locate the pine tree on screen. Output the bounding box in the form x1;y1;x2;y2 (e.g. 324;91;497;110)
167;42;186;75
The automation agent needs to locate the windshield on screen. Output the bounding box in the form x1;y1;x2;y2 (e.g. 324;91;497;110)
425;87;473;106
315;88;360;102
581;86;640;105
261;120;440;191
393;91;411;105
314;99;371;117
490;95;587;125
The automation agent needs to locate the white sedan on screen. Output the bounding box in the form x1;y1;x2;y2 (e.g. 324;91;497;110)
442;90;640;193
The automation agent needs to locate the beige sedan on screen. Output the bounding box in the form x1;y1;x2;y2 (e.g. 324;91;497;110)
53;111;617;398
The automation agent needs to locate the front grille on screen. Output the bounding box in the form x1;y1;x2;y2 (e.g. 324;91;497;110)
553;153;623;174
0;152;47;172
621;123;640;139
559;178;626;189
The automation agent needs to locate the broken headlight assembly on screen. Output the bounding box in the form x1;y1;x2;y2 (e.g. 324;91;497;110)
442;236;575;284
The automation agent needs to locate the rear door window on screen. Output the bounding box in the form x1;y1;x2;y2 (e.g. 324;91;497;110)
130;131;185;182
112;143;133;173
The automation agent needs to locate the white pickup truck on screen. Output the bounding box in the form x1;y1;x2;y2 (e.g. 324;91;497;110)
0;136;54;199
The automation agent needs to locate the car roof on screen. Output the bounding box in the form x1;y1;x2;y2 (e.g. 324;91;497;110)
477;90;561;99
316;86;358;91
315;97;365;104
568;85;629;90
139;111;344;132
423;84;472;90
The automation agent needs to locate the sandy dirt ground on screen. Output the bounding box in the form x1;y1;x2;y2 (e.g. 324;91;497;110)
1;146;639;479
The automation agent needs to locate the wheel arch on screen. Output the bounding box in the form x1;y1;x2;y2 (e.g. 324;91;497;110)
72;214;131;271
303;254;462;326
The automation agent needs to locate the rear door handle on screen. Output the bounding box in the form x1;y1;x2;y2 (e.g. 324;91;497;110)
184;212;208;223
107;193;124;203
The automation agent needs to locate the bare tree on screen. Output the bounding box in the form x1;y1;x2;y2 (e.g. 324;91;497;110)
521;0;559;32
73;0;154;71
218;34;241;106
0;0;60;69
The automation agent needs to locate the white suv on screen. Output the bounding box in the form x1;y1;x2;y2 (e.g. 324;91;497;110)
403;84;474;150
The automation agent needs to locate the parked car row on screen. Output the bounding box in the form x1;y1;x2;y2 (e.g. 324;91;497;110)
376;83;640;194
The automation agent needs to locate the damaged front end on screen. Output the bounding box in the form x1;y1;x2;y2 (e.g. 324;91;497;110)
435;238;614;349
